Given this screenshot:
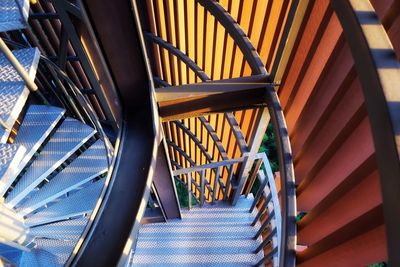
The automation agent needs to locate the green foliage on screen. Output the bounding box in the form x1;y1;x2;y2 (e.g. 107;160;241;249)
368;263;387;267
259;123;279;173
175;178;197;208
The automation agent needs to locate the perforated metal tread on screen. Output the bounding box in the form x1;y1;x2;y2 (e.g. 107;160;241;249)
29;216;88;241
29;238;77;266
18;139;108;216
6;118;96;207
14;105;65;174
0;47;40;143
0;143;25;196
132;195;264;267
0;0;29;32
25;178;104;226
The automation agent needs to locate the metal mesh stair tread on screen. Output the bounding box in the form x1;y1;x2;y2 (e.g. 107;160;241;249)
14;105;65;174
0;47;40;143
17;139;108;216
29;217;88;241
6;118;96;207
26;238;78;266
25;178;105;226
0;143;26;195
132;195;264;266
0;0;29;32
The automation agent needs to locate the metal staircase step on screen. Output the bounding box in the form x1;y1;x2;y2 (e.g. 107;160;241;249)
5;118;96;207
132;195;264;266
17;139;108;216
0;47;40;143
31;238;77;266
29;217;88;241
25;178;105;226
0;0;30;32
13;105;65;175
0;143;26;195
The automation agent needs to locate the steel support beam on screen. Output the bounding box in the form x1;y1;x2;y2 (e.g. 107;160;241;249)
156;81;268;121
331;1;400;265
152;143;181;219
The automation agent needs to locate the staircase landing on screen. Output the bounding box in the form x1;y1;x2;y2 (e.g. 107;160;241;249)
131;195;263;266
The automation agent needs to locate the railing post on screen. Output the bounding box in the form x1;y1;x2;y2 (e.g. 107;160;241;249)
232;107;270;205
200;170;205;207
187;173;192;209
245;158;262;197
212;167;220;204
224;164;234;200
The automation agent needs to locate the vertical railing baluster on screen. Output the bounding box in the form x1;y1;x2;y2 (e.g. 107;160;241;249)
200;169;205;207
224;164;234;200
187;172;192;210
213;166;220;204
245;158;262;197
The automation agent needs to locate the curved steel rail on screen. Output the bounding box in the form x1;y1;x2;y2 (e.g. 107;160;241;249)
331;0;400;265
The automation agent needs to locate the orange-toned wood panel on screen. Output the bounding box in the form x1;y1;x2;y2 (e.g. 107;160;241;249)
298;224;387;267
278;1;400;264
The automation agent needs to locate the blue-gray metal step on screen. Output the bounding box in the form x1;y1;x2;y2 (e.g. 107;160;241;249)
0;0;29;32
26;238;76;266
25;178;105;226
14;105;65;175
5;118;96;207
29;217;88;241
0;47;40;143
17;139;107;216
0;143;26;195
132;195;264;266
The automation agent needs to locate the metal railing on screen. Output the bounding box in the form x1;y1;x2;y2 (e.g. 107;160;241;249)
1;37;114;165
173;152;281;266
173;156;245;209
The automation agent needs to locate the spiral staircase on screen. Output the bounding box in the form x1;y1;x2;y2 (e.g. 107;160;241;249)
0;1;109;265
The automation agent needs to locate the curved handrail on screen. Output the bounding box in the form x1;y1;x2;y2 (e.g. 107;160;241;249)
265;85;296;267
331;0;400;265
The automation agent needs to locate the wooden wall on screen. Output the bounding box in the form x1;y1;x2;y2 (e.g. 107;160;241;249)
281;1;400;265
